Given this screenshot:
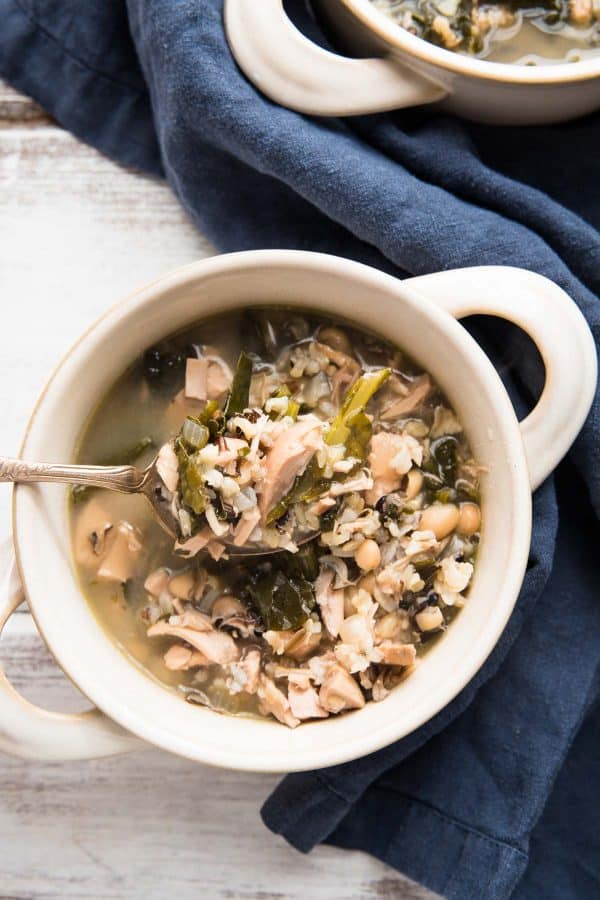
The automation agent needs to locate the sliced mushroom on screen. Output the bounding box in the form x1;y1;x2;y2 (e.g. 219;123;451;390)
328;353;360;405
168;570;197;600
380;375;431;421
96;523;142;583
175;608;213;632
144;567;171;597
147;620;239;664
73;498;114;569
163;644;210;671
211;595;246;620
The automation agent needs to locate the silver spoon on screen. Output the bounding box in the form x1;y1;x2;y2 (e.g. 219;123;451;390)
0;456;318;556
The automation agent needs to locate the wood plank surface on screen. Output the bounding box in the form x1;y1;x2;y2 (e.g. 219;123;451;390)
0;80;436;900
0;80;50;122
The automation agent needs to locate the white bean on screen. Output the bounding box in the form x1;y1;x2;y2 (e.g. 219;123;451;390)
419;503;459;539
457;502;481;535
415;606;444;632
355;539;381;571
405;468;424;500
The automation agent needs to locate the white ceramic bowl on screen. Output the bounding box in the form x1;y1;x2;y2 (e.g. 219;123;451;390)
225;0;600;124
0;251;596;770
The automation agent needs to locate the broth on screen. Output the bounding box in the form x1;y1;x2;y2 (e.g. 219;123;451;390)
71;307;481;727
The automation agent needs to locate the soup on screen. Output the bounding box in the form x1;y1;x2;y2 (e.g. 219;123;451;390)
371;0;600;63
71;308;481;728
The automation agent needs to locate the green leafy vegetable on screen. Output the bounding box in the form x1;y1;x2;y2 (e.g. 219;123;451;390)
270;385;300;420
224;351;253;417
181;417;209;450
174;438;207;517
343;410;373;461
326;368;391;449
319;499;340;532
245;565;315;630
285;541;319;583
266;458;330;525
180;401;224;445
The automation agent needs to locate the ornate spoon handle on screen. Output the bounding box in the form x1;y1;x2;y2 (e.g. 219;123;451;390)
0;457;145;493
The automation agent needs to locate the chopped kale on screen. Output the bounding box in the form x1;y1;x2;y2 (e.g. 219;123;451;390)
224;351;254;417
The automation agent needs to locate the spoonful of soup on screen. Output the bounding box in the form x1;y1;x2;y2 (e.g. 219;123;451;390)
0;352;391;558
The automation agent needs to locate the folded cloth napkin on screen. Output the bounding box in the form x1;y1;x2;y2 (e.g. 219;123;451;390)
1;2;599;896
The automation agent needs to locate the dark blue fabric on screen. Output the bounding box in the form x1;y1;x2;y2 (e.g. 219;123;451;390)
1;2;599;897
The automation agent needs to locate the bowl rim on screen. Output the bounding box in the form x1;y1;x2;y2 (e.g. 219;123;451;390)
12;250;532;771
342;0;600;84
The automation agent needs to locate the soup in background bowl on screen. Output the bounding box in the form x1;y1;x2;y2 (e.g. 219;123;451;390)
71;308;481;728
371;0;600;64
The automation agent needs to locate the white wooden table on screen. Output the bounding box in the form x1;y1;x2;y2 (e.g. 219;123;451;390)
0;82;435;900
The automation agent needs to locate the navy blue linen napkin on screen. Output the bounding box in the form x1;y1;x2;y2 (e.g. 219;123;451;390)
1;2;599;897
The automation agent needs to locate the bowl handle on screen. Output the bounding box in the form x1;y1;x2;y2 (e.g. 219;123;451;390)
0;539;143;760
406;266;597;491
224;0;446;116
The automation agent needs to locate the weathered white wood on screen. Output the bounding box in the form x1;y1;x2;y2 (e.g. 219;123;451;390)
0;83;436;899
0;79;49;121
0;125;212;537
1;614;427;900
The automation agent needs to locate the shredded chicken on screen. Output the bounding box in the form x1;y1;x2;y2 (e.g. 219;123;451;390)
319;666;366;713
258;420;323;518
288;677;329;720
257;675;300;728
315;568;345;638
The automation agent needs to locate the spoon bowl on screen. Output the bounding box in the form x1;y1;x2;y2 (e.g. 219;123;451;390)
0;455;318;557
